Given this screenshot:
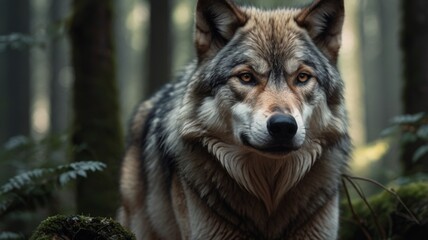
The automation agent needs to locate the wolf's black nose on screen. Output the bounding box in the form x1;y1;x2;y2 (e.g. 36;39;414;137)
267;114;298;140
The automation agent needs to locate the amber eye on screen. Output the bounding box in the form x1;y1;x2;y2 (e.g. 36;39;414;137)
238;73;255;84
297;72;311;83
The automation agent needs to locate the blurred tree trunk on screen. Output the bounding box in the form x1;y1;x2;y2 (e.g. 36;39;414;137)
360;0;401;143
146;0;172;96
49;0;69;134
0;0;30;145
69;0;124;217
356;0;402;183
401;0;428;173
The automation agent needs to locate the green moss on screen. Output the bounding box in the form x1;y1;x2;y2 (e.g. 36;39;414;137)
30;215;135;240
340;182;428;240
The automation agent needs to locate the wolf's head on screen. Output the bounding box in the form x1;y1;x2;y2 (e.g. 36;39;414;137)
175;0;349;210
180;0;347;159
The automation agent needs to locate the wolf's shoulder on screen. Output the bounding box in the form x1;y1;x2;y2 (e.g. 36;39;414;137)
125;62;197;147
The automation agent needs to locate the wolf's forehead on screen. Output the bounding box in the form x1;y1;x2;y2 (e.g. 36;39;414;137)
232;9;303;74
244;8;301;41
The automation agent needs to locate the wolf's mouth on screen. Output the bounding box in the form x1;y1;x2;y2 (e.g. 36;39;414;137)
240;133;297;155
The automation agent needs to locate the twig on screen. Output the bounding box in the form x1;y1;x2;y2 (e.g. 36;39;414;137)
342;178;373;240
343;175;387;239
343;174;421;225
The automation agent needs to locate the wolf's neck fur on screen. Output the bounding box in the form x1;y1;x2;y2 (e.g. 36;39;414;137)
202;137;321;214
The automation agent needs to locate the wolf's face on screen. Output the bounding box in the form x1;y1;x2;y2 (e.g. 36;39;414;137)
180;0;346;159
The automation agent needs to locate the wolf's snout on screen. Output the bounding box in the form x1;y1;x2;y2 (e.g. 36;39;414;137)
267;114;298;140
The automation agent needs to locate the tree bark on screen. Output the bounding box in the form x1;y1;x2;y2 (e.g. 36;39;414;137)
401;0;428;173
69;0;124;217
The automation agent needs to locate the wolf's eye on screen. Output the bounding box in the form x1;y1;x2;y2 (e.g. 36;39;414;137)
238;73;256;84
297;73;311;83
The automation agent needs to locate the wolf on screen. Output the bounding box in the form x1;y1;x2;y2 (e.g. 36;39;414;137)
118;0;350;239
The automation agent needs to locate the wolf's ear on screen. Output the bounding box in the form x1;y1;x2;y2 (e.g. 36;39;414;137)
296;0;344;64
195;0;247;61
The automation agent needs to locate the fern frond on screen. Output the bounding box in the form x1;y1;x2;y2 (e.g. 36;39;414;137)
0;161;106;217
0;231;24;240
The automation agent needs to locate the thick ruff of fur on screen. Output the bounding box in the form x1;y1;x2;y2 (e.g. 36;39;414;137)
119;0;351;239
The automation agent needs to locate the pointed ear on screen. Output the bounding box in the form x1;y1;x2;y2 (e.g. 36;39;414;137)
296;0;344;64
195;0;247;61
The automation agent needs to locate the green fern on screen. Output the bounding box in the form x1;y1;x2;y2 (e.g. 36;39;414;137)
0;134;107;237
0;232;23;240
0;161;106;217
0;134;69;179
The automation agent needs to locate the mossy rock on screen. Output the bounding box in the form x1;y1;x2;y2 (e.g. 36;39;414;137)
30;215;135;240
340;181;428;240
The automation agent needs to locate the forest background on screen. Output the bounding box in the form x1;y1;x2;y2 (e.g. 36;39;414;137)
0;0;427;238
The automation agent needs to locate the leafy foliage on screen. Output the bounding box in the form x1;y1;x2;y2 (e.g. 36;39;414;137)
0;33;45;51
0;134;69;176
0;161;105;217
382;112;428;162
0;18;67;52
0;232;23;240
340;113;428;239
341;178;427;239
0;134;106;238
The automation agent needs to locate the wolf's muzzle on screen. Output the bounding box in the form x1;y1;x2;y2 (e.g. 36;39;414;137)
267;114;297;141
